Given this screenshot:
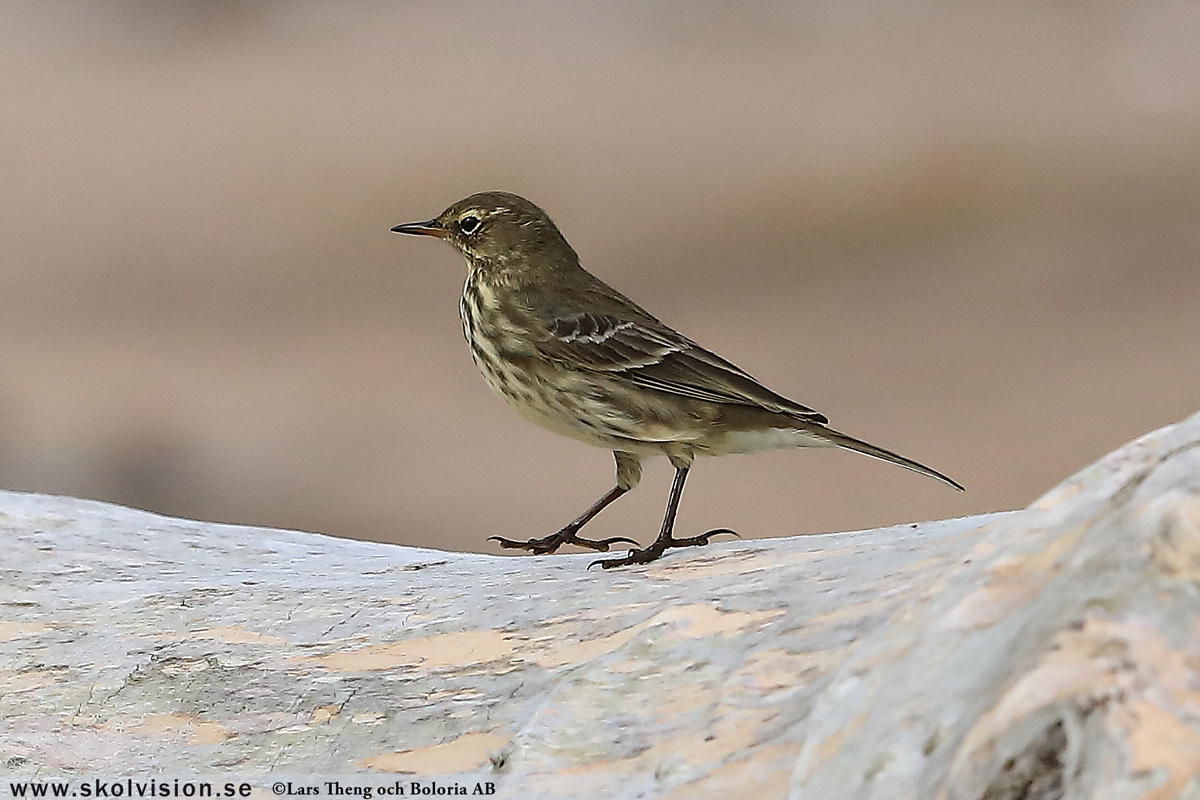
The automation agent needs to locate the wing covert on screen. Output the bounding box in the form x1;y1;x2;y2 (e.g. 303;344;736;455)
537;311;827;422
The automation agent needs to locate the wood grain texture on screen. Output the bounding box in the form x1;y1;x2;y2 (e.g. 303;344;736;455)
3;410;1200;798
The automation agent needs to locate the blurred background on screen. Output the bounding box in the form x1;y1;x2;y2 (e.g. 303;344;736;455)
1;1;1197;552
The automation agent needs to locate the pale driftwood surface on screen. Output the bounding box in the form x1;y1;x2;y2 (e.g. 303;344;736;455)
3;413;1200;799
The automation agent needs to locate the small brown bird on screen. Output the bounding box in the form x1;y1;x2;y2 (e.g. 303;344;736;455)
393;192;962;568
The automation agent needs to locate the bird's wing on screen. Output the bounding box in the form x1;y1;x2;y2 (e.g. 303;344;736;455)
537;311;828;422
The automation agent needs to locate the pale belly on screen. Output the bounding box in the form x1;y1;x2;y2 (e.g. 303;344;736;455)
469;339;676;454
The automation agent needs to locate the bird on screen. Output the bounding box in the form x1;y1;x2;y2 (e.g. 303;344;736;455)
392;191;963;568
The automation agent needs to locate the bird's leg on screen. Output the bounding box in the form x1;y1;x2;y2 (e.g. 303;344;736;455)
489;452;643;554
489;485;638;553
592;464;738;569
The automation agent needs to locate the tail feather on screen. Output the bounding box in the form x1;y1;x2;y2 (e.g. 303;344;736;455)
820;428;965;491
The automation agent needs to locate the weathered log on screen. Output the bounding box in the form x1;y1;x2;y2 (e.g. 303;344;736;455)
3;411;1200;799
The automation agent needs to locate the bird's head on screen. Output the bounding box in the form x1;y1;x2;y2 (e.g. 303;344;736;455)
391;191;578;269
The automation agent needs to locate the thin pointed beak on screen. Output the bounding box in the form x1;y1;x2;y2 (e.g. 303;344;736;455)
390;218;448;238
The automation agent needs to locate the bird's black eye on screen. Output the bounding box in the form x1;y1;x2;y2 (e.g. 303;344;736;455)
459;215;480;234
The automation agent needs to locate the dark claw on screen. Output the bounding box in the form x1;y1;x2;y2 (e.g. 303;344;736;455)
589;535;640;550
589;550;642;570
487;535;536;550
706;527;741;539
670;528;740;547
487;535;561;554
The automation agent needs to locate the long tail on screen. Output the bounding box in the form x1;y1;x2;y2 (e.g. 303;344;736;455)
820;428;965;491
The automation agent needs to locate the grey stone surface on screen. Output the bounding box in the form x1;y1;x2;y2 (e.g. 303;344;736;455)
3;411;1200;798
